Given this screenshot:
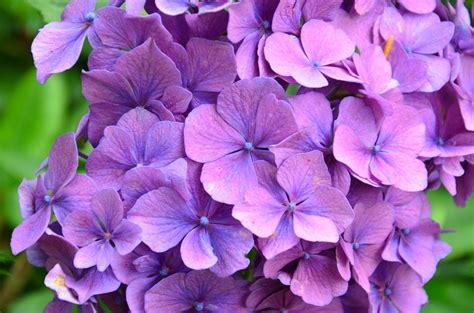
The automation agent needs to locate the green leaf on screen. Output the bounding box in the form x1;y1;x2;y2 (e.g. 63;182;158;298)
0;69;67;172
8;289;52;313
27;0;70;23
285;84;301;96
428;189;474;260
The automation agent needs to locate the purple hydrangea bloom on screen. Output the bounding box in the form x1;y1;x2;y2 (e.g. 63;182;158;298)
144;270;248;312
155;0;235;15
263;242;347;306
120;158;188;212
336;201;394;292
333;97;427;192
32;0;100;83
39;232;120;306
270;92;351;194
82;39;191;145
369;262;428;313
247;278;344;312
11;133;96;255
454;55;474;131
265;19;358;88
233;152;353;259
112;245;188;312
379;7;454;92
184;77;297;204
179;38;237;107
157;10;229;46
128;161;254;276
63;189;142;271
86;108;185;189
89;6;176;71
227;0;279;79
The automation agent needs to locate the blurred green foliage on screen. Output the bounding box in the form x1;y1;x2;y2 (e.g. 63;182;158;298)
0;0;472;312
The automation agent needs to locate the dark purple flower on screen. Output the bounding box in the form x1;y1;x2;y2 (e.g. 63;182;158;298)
39;232;120;305
128;161;254;276
263;242;347;307
86;108;185;189
333;97;427;192
63;189;142;271
11;133;96;255
184;77;297;204
336;201;394;292
227;0;279;79
379;7;454;92
270;91;351;194
82;39;191;145
32;0;100;83
120;158;188;212
144;270;248;312
265;19;358;88
454;54;474;131
155;0;235;15
112;245;188;313
247;278;344;312
179;37;237;107
233;152;353;259
89;7;177;71
369;262;428;313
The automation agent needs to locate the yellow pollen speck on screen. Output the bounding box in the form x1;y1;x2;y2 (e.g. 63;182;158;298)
54;275;66;288
384;35;395;58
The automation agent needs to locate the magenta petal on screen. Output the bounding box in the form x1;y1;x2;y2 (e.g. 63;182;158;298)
186;38;237;93
184;104;244;163
112;220;142;255
297;185;354;233
63;209;99;247
181;227;218;270
370;153;428;192
127;187;196;252
300;19;354;66
234;31;261;79
233;186;286;238
333;125;373;181
292;255;348;306
74;240;115;271
277;151;332;202
259;214;300;260
32;22;89;83
44;133;78;193
11;205;51;255
201;150;258;204
264;32;310;77
254;94;298;147
208;222;253;276
217;77;285;139
398;0;436;14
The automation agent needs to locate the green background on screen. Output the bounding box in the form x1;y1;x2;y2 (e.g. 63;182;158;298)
0;1;472;312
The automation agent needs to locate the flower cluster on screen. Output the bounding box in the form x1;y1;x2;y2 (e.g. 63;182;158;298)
11;0;474;312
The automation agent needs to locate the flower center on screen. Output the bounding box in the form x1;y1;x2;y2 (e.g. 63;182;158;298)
44;195;52;204
352;242;360;250
312;61;321;68
287;202;297;212
402;228;411;236
159;266;170;276
436;137;445;146
194;302;204;311
372;144;381;154
384;287;392;296
85;12;95;22
262;20;271;30
104;232;113;240
244;142;253;151
303;252;311;260
200;216;209;226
